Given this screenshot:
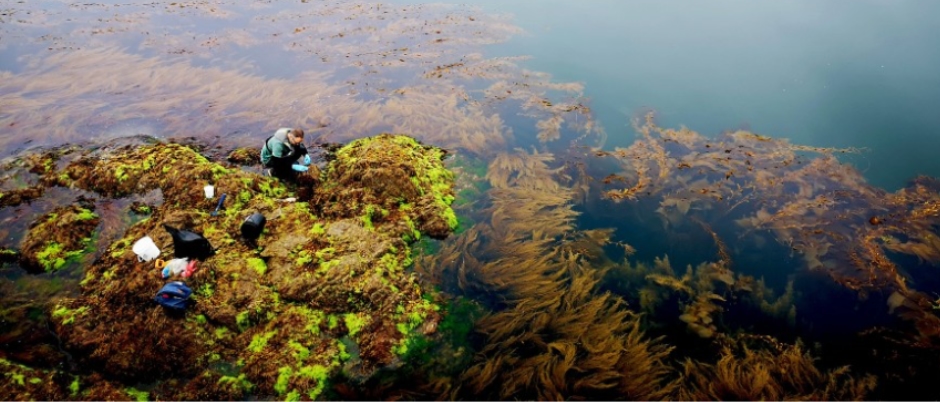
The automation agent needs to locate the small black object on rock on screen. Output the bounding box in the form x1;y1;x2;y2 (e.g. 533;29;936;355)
163;224;215;260
241;212;266;241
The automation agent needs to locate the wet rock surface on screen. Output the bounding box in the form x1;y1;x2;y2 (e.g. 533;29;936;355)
19;203;100;274
0;133;456;400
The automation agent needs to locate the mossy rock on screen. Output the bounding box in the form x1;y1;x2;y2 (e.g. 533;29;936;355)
0;364;142;402
19;204;100;273
62;143;236;202
0;358;69;401
227;147;260;166
0;303;66;368
0;185;44;209
39;134;455;396
316;133;457;239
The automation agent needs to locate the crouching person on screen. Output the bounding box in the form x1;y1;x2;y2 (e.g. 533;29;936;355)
260;127;311;181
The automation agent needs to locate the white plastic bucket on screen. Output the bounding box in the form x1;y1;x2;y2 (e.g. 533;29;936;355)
204;184;215;198
132;236;161;262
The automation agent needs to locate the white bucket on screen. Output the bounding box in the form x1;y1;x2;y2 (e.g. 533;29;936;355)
132;236;161;262
204;184;215;198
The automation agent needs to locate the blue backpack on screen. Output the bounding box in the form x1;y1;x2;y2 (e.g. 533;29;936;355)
154;281;192;311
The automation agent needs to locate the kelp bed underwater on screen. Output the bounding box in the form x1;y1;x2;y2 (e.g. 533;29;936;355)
3;118;940;400
441;112;940;401
405;114;939;400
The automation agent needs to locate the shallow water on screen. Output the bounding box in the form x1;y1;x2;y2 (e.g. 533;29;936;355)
457;0;940;191
2;0;940;400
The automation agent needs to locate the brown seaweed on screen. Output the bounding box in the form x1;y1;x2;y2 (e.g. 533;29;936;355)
417;149;677;400
590;113;940;348
677;334;877;401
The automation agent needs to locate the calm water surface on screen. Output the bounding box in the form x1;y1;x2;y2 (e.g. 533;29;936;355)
4;0;939;191
442;0;940;190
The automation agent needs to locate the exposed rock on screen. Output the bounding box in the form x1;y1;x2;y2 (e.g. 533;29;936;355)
0;133;459;400
19;205;100;273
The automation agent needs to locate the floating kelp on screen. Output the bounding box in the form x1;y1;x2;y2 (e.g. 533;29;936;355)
0;133;457;400
588;114;940;345
0;0;598;164
400;127;910;400
600;252;797;342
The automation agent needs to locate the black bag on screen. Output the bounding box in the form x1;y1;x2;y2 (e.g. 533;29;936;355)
163;224;215;260
240;212;266;240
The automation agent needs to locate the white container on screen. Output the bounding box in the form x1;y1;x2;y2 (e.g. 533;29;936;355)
132;236;161;262
204;184;215;198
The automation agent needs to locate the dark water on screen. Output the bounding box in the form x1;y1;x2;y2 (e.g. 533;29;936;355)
3;0;940;400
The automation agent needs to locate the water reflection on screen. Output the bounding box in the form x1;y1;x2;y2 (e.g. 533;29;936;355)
1;0;586;157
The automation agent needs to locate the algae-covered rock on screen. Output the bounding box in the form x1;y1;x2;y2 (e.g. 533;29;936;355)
317;133;457;239
32;133;457;399
19;204;99;273
0;302;65;368
0;360;143;402
0;358;70;401
0;185;44;209
226;147;260;166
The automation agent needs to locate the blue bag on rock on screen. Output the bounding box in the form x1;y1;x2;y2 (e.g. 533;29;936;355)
154;281;192;311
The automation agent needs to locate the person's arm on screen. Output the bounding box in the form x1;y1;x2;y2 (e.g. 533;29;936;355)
293;144;308;164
